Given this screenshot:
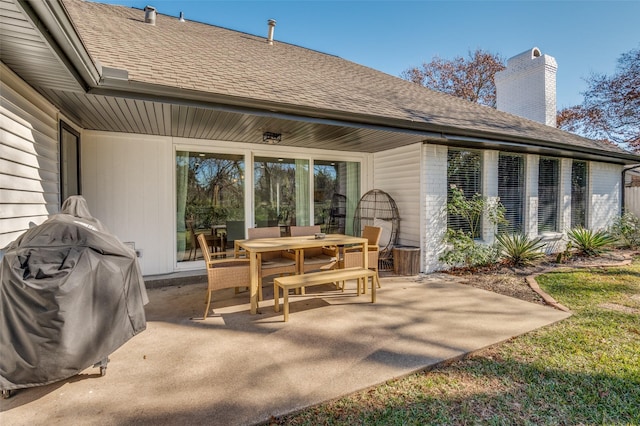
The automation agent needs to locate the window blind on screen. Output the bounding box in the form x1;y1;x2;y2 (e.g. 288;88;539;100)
538;157;560;233
447;148;481;237
571;160;587;228
498;153;524;234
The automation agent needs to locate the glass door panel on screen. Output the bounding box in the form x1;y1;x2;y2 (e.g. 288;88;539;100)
176;151;244;262
254;157;309;233
314;160;360;235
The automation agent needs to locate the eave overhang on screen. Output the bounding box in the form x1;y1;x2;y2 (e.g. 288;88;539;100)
5;0;640;166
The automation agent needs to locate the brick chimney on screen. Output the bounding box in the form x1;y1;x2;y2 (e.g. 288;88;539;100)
495;47;558;127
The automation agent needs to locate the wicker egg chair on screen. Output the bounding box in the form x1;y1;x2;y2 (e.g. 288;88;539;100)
352;189;400;271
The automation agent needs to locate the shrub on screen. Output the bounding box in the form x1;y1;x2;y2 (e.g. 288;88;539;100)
496;233;546;266
567;227;617;256
440;186;505;269
440;229;500;268
609;212;640;249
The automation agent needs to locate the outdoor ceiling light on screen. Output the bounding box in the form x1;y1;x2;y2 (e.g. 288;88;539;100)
262;132;282;144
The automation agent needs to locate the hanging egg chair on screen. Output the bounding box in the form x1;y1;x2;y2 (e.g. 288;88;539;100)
353;189;400;271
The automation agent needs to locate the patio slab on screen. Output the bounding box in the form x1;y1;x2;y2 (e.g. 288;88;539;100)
0;273;570;425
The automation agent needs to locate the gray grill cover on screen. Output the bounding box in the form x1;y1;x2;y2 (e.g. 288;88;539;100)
0;196;148;391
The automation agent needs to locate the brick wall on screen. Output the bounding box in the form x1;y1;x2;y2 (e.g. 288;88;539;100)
495;48;558;127
422;144;448;272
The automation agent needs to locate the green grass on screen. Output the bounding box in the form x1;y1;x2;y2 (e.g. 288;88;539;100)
271;258;640;425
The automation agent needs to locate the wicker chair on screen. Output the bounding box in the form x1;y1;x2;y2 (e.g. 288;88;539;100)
339;225;382;290
197;233;250;319
289;225;338;273
187;219;224;261
247;227;297;300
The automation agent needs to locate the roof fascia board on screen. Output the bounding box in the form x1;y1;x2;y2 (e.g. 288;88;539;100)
431;134;639;165
20;0;101;88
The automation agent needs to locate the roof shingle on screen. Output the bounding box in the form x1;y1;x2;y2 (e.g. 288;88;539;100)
62;0;633;157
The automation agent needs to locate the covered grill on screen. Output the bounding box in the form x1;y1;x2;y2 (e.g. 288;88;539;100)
0;196;148;397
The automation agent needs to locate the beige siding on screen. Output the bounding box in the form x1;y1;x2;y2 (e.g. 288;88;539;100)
1;64;59;247
624;187;640;217
82;131;174;275
373;143;422;248
589;162;622;230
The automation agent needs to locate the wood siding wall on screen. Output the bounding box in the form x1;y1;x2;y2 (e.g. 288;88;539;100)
1;64;59;248
625;187;640;217
373;143;422;248
82;131;174;275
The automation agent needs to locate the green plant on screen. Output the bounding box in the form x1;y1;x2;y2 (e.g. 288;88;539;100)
609;212;640;249
440;229;500;268
495;233;547;266
440;186;505;268
556;240;573;264
566;227;617;256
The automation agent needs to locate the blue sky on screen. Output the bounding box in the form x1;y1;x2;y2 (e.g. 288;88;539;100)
93;1;639;109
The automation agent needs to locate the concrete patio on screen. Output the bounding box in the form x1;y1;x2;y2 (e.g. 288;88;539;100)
0;273;570;425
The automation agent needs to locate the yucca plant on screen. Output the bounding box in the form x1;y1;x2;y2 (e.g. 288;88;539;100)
567;227;617;256
496;233;547;266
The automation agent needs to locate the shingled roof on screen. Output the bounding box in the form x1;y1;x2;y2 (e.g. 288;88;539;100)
60;0;633;159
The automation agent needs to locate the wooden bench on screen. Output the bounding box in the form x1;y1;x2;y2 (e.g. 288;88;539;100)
273;267;378;322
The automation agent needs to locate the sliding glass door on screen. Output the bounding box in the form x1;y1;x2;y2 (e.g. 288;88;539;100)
176;150;361;264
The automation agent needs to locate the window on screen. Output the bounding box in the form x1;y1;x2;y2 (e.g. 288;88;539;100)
538;157;560;233
447;148;482;237
498;153;525;234
175;151;245;262
254;157;309;228
314;160;360;235
60;121;80;203
571;160;587;228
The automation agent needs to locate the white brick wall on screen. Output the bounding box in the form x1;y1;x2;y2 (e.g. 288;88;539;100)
422;144;448;273
560;159;573;232
525;154;539;238
482;150;499;243
419;149;623;270
589;162;622;230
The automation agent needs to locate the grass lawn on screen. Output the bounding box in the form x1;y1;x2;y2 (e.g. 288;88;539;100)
272;257;640;425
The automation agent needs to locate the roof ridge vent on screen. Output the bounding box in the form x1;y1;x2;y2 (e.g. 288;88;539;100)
267;19;276;45
144;5;156;25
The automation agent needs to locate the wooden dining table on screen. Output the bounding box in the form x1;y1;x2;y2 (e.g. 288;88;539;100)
235;234;369;314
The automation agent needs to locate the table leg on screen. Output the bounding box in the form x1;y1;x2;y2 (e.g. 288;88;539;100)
298;248;305;295
250;251;260;314
363;241;368;269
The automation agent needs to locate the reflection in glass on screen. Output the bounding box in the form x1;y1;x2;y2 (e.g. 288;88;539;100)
176;151;244;262
254;157;309;228
314;160;360;235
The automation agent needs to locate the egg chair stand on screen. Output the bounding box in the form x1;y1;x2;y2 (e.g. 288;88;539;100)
353;189;400;271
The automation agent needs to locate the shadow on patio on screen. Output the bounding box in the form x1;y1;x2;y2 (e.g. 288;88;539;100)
1;274;570;426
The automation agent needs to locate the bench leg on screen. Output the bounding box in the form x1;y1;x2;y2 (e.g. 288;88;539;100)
274;283;280;313
357;277;366;296
371;275;377;303
283;290;289;322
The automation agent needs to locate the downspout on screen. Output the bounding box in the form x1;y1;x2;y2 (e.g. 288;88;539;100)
621;164;640;214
